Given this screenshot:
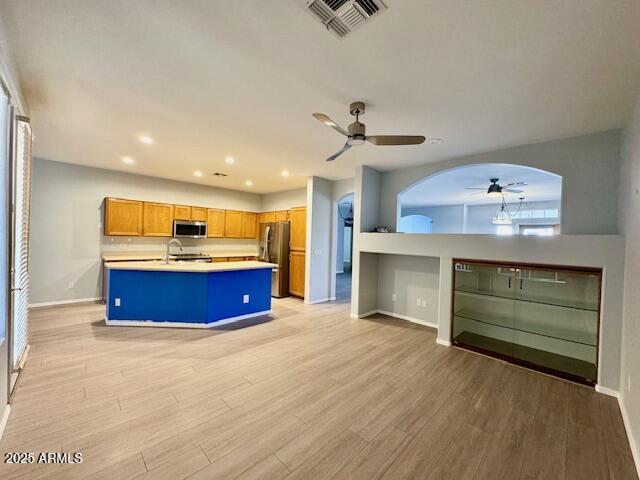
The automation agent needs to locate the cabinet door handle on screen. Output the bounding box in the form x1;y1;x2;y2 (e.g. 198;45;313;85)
508;277;512;289
520;279;523;290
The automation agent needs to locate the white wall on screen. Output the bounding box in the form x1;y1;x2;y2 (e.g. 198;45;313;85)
30;159;263;304
382;130;621;235
260;187;306;211
376;255;440;326
351;166;381;316
305;176;333;303
402;200;560;234
619;94;640;472
402;205;465;233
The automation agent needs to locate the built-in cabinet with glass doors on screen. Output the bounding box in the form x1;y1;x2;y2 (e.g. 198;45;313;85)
452;259;601;386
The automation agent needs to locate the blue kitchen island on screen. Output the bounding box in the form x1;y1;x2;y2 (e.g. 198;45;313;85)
105;260;278;328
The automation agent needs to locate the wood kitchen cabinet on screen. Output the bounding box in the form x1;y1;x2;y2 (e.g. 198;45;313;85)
207;209;226;237
211;257;228;263
289;207;307;251
224;210;244;238
228;257;245;262
265;211;276;223
274;210;288;222
289;250;305;298
173;205;191;220
242;212;258;239
143;202;174;236
191;207;207;221
104;198;143;236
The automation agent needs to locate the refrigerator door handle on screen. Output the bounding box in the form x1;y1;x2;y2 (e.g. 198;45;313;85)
262;225;270;262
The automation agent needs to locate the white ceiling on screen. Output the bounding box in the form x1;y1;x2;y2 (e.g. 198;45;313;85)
2;0;640;193
400;163;562;207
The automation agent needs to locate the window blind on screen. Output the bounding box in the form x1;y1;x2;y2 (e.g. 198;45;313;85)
12;117;31;368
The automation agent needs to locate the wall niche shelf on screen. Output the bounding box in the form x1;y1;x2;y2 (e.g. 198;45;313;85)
451;259;601;386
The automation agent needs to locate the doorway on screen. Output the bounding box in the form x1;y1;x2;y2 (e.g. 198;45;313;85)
334;194;354;302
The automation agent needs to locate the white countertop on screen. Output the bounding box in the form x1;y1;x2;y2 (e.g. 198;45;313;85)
102;251;259;261
105;260;277;273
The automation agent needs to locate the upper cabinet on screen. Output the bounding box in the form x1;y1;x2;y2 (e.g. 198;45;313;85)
104;198;143;236
104;196;272;240
242;212;258;239
174;205;191;220
290;207;306;251
191;207;207;222
274;210;288;222
207;209;226;237
143;202;174;237
224;210;244;238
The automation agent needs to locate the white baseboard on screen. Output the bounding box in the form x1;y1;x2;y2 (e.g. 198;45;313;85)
30;297;102;308
376;310;438;329
355;310;379;319
105;309;272;329
595;384;620;398
436;338;452;347
306;297;332;305
0;405;11;441
617;393;640;477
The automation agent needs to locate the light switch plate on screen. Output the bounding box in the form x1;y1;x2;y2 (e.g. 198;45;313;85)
114;298;121;307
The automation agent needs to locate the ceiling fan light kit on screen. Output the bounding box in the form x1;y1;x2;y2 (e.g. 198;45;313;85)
313;101;426;161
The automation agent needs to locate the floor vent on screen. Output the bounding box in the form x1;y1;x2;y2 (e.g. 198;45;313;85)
306;0;386;38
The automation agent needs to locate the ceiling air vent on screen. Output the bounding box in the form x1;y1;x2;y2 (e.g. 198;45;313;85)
306;0;387;38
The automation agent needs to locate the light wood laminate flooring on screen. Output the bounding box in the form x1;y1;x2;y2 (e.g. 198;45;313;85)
0;297;636;479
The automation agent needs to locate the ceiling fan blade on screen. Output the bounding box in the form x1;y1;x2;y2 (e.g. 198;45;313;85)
313;113;348;136
366;135;426;146
503;188;523;193
464;187;486;190
326;142;352;162
505;181;527;187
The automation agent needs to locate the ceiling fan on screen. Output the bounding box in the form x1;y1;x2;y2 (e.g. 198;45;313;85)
313;102;426;161
466;178;527;197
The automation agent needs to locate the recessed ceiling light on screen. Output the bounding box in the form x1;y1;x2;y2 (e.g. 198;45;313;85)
225;156;235;165
194;170;203;177
427;137;444;144
281;170;290;177
138;135;154;145
121;156;135;165
245;180;253;187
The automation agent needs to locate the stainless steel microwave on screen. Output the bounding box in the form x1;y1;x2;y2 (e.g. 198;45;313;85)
173;220;207;238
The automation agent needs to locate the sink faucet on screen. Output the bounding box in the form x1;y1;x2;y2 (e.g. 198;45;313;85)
165;239;183;264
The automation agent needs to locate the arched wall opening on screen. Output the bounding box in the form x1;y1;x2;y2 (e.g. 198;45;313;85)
397;163;562;236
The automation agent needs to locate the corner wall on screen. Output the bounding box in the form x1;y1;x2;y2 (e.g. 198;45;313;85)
305;176;333;303
618;93;640;472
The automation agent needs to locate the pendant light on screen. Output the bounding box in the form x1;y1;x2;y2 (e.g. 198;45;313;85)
492;198;512;225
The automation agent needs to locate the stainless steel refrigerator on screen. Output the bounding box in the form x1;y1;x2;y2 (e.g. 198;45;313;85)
259;222;290;298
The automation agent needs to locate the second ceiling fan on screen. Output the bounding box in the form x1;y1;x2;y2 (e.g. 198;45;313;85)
313;102;426;161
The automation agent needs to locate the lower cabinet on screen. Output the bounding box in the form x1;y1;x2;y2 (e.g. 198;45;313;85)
289;250;305;298
451;259;602;386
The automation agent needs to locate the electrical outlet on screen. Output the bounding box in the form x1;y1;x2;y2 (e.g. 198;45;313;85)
68;281;75;290
392;293;396;302
243;294;250;304
114;298;121;307
416;298;421;306
421;299;427;307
